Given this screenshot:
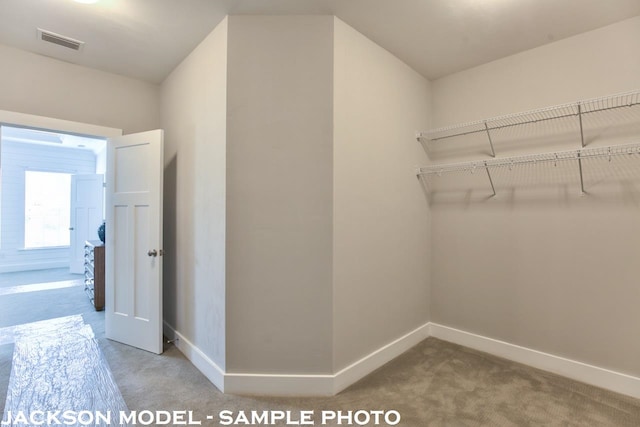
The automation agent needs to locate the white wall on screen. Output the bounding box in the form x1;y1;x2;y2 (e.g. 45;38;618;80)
430;16;640;377
0;43;160;134
160;18;228;370
161;14;432;388
0;141;96;272
225;15;334;375
332;18;431;371
432;16;640;125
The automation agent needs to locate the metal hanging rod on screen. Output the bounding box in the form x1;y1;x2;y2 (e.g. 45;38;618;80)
417;89;640;143
416;142;640;177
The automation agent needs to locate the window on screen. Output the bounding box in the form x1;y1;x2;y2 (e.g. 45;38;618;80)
24;171;71;248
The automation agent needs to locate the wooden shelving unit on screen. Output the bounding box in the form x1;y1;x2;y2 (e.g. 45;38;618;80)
84;240;105;311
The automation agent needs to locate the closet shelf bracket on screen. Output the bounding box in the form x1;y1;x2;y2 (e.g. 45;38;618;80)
484;122;496;157
578;103;585;148
484;160;496;196
577;152;585;194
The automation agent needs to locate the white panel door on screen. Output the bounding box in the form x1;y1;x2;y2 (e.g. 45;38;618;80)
106;130;163;354
69;174;104;274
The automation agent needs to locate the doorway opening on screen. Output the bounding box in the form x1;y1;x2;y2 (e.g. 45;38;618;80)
0;125;107;327
0;111;164;357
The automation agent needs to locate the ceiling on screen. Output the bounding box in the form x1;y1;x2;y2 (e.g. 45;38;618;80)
0;0;638;84
1;125;106;154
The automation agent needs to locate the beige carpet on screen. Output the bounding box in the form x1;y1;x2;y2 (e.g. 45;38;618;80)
101;335;640;426
1;283;639;426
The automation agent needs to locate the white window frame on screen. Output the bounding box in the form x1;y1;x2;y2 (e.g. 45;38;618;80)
23;169;73;249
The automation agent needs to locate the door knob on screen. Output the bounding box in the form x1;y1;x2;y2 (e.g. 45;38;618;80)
148;249;158;257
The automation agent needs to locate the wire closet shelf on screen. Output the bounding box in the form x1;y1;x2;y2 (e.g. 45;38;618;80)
416;89;640;155
416;142;640;196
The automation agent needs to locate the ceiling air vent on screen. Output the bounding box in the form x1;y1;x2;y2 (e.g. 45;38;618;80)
37;28;84;51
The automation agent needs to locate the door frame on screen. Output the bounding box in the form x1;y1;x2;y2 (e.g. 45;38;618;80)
0;110;121;282
0;110;122;140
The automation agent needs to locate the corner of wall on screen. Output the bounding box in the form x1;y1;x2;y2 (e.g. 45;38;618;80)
427;15;640;384
160;13;229;374
165;13;436;397
332;14;432;374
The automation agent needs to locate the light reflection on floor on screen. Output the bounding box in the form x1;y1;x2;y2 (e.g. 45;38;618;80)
0;280;83;297
1;315;129;426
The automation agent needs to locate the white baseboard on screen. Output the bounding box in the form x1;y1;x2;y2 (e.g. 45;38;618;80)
167;321;430;396
162;321;225;393
165;320;640;400
429;323;640;400
224;322;431;396
333;322;430;394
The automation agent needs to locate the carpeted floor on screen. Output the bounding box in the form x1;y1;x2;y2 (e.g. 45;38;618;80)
1;275;639;426
0;268;83;288
102;337;640;427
